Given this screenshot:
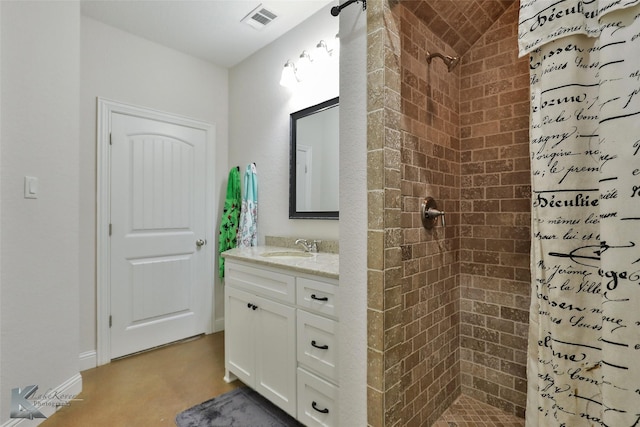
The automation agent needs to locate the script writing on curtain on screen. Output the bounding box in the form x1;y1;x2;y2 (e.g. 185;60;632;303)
519;1;640;426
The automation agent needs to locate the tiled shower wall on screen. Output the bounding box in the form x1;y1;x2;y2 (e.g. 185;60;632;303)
397;4;462;427
458;4;530;418
367;1;531;426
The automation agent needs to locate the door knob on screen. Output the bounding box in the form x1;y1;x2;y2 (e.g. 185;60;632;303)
196;239;206;247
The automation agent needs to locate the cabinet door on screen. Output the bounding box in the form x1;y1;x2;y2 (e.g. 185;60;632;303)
225;286;256;386
254;296;297;417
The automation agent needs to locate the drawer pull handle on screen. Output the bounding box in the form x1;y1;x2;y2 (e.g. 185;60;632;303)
311;294;329;302
311;340;329;350
247;303;258;310
312;401;329;414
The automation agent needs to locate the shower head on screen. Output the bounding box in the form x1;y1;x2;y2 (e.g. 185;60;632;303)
426;51;460;72
446;55;460;71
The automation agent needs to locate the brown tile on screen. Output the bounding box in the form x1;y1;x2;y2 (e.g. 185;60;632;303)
435;394;524;426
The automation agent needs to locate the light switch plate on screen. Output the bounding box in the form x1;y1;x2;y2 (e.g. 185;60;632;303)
24;176;38;199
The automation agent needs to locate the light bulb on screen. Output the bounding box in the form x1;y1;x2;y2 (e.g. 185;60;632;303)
332;33;340;58
296;51;313;81
279;60;298;88
314;40;332;62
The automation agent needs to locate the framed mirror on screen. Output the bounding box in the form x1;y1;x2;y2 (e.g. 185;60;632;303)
289;97;339;219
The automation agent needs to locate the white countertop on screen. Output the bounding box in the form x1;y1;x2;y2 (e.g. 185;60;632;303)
221;246;339;279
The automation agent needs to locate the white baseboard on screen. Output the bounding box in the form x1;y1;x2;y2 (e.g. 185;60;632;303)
1;373;82;427
79;350;97;372
214;317;225;332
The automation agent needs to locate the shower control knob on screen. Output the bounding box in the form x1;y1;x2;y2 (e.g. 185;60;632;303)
425;208;446;227
421;197;446;229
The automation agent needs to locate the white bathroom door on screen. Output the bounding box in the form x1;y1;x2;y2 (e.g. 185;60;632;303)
109;112;210;359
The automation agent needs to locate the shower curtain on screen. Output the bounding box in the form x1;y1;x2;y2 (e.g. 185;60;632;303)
519;1;640;426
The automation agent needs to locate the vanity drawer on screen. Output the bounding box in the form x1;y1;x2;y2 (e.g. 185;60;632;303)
297;368;338;427
297;310;338;382
296;277;338;318
225;261;295;304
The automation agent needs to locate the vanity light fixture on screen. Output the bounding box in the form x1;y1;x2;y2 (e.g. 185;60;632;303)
314;40;332;62
279;36;337;88
296;50;313;81
279;60;299;88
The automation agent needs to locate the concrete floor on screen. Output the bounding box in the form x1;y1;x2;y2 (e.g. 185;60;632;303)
41;332;238;427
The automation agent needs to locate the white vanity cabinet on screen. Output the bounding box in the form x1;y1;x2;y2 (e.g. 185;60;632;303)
224;286;297;416
224;258;339;426
224;262;297;416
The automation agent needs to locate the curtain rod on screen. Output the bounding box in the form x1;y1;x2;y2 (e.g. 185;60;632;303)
330;0;366;17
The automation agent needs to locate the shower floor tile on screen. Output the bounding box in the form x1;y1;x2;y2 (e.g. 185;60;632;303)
432;394;525;427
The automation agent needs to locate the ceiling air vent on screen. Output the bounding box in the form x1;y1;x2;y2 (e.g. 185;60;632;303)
241;4;278;30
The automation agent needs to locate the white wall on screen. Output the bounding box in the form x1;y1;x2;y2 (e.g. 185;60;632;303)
231;5;368;424
1;1;81;422
338;4;368;426
229;3;339;242
0;2;3;419
80;17;229;359
0;1;4;421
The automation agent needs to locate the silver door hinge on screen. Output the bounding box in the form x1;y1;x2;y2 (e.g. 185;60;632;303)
109;223;112;236
109;315;112;328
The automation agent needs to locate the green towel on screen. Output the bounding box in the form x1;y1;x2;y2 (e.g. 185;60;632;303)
218;167;241;278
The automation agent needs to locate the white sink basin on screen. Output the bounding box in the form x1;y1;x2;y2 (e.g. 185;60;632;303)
260;251;314;259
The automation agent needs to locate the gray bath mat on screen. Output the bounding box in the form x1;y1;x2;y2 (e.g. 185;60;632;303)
175;387;303;427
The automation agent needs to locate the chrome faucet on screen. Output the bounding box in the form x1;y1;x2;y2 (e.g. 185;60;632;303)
295;238;321;253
